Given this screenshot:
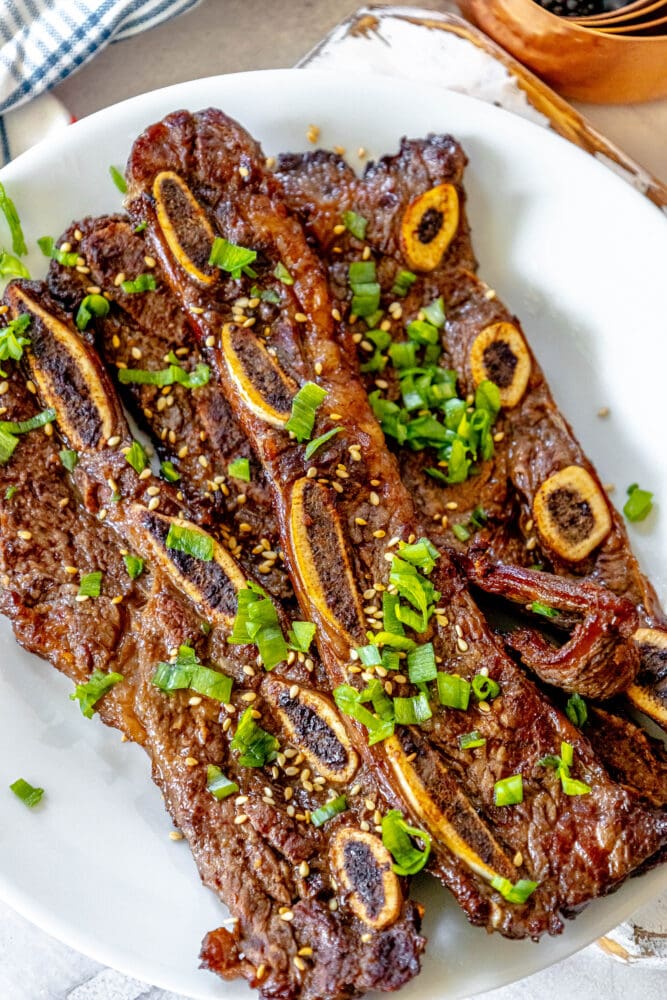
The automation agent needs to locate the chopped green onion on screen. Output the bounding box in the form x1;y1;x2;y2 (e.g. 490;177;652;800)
357;644;382;667
397;537;439;574
391;270;417;298
393;692;432;725
490;876;538;904
349;261;376;284
166;523;214;562
422;297;446;328
37;236;79;267
0;183;27;256
10;778;44;807
475;380;501;419
152;645;232;703
123;553;144;580
0;429;18;464
228;583;287;670
284;382;327;442
78;571;102;598
471;675;500;702
565;692;588;728
134;221;147;233
206;765;239;801
4;485;17;500
273;261;294;285
342;211;368;241
382;592;405;636
125;439;148;474
59;449;79;472
304;426;342;459
121;273;157;294
459;730;486;750
228;457;250;482
209;237;257;279
624;483;653;523
109;165;127;194
75;294;111;331
407;319;439;346
538;740;591;796
351;282;380;318
334;683;395;744
70;669;123;718
437;672;471;710
288;620;316;652
0;407;55;435
0;251;30;279
494;774;523;807
537;754;562;770
452;523;471;542
527;601;558;619
230;706;279;767
381;809;431;875
560;773;592;796
469;506;488;530
0;313;31;373
407;643;437;684
119;360;209;388
160;460;180;482
311;793;347;828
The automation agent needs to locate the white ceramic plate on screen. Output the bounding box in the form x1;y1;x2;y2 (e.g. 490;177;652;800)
0;69;665;1000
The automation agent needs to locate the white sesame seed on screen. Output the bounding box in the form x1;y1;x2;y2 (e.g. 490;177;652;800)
169;831;184;841
17;529;32;540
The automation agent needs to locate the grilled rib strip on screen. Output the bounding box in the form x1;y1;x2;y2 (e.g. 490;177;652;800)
125;107;667;938
274;140;667;724
47;212;667;825
1;281;426;1000
45;218;530;937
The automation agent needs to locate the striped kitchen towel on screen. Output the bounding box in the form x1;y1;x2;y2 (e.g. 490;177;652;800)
0;0;202;165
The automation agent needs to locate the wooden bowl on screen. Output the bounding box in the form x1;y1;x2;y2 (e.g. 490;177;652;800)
459;0;667;102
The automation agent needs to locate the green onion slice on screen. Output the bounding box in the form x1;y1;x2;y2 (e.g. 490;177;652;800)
452;523;471;542
230;706;279;767
75;294;110;331
288;620;316;653
311;793;347;828
121;273;157;294
437;672;471;710
0;182;27;255
273;261;294;285
0;251;30;279
78;571;102;598
624;483;653;523
527;601;558;619
59;449;79;472
0;429;18;464
4;485;17;500
0;313;31;373
565;692;588;728
123;553;144;580
70;669;123;718
393;692;432;725
109;165;127;193
407;643;437;684
10;778;44;807
160;460;180;482
152;645;232;703
0;407;55;435
228;582;287;670
458;730;486;750
284;382;327;442
342;211;368;241
209;237;257;279
422;297;446;328
304;426;342;460
165;523;214;562
227;457;250;482
490;875;538;904
206;765;239;801
494;773;523;807
120;361;210;388
381;809;431;875
391;269;417;298
471;674;500;702
397;537;439;574
125;439;148;474
37;236;79;267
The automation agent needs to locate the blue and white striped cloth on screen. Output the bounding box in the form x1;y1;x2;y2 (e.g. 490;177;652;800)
0;0;201;163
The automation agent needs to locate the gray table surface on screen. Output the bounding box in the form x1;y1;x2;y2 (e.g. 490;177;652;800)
4;2;666;999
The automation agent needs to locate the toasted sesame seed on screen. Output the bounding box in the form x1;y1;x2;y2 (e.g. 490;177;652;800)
457;637;469;653
328;898;338;911
256;963;266;980
289;684;299;699
294;956;306;971
493;431;505;443
359;820;371;832
358;147;367;159
169;830;184;841
139;467;152;481
513;851;523;867
243;665;256;677
369;491;380;506
294;312;308;323
525;537;537;551
241;691;257;702
362;246;371;261
298;945;313;957
484;288;496;300
147;497;160;511
331;307;342;322
17;530;32;541
478;701;491;714
26;380;36;394
113;272;126;287
299;861;310;878
185;756;198;767
73;229;83;241
0;381;7;396
234;814;249;825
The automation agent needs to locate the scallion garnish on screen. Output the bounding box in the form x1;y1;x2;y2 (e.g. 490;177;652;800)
227;457;250;482
121;273;157;294
342;211;368;241
527;601;558;619
284;382;327;442
494;774;523;807
0;430;18;464
209;237;257;279
471;674;500;702
9;778;44;807
422;297;446;328
70;669;123;718
160;460;180;482
348;260;380;318
624;483;653;523
0;313;31;374
273;261;294;285
407;642;437;684
381;809;431;875
0;407;55;435
59;449;79;472
334;682;395;745
152;644;232;703
565;692;588;728
134;221;147;233
452;523;471;543
310;793;347;828
490;875;538;904
288;620;316;653
459;730;486;750
0;251;30;279
123;553;144;580
437;672;470;710
304;426;342;460
230;706;279;767
356;643;382;666
165;523;214;562
78;571;102;598
206;765;238;801
109;165;127;194
37;235;78;267
391;269;417;298
228;581;287;670
393;692;432;725
538;740;591;796
75;294;111;331
4;485;17;500
0;183;26;255
125;439;148;474
397;537;439;574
